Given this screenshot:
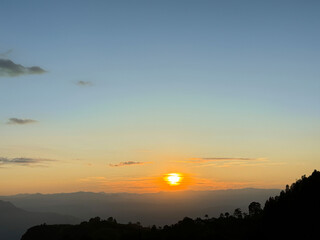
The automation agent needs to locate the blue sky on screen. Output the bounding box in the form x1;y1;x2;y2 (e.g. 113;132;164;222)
0;0;319;194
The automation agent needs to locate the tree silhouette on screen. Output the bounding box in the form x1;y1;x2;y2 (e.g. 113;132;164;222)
248;202;262;217
233;208;243;219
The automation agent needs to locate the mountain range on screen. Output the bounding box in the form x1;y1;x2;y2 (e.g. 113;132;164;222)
1;188;280;227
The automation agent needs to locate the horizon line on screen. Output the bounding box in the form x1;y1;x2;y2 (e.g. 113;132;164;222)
0;187;282;197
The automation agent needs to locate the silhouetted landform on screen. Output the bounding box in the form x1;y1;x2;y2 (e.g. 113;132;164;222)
20;170;320;240
262;169;320;239
0;200;79;240
1;188;279;226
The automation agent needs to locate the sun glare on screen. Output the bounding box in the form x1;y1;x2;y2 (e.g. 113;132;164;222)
164;173;183;186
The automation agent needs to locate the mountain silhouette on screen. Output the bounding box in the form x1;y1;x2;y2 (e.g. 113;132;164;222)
1;188;279;226
20;170;320;240
0;200;79;240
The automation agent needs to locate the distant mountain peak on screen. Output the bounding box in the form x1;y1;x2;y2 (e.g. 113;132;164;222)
0;199;24;213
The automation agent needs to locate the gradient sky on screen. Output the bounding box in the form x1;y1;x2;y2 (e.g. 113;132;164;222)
0;0;319;195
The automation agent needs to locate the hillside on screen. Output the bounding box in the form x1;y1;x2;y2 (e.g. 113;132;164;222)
0;200;79;240
20;170;320;240
261;169;320;239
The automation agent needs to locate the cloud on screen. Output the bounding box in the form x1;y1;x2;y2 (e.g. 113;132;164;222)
191;177;252;190
0;49;13;58
189;157;259;163
76;80;93;86
79;176;107;182
178;157;268;168
0;157;55;167
109;161;149;167
7;118;38;125
0;59;46;77
78;176;160;193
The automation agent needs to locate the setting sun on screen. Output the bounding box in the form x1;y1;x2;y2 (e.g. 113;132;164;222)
164;173;183;186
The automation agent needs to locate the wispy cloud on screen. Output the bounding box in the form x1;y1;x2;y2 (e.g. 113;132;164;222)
192;177;252;190
0;49;13;58
189;157;259;163
76;80;93;86
109;161;150;167
176;157;268;168
78;176;159;193
79;176;107;183
0;157;55;167
0;59;46;77
7;118;38;125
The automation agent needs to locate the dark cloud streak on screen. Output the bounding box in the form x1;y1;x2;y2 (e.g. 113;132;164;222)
109;161;147;167
0;157;55;167
7;118;38;125
76;80;93;86
0;59;46;77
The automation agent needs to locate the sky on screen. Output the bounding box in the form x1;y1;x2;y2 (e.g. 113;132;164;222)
0;0;319;195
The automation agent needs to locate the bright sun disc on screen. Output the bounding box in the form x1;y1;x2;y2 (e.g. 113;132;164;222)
165;173;182;186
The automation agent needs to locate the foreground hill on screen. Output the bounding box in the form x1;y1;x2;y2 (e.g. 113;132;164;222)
0;200;79;240
21;170;320;240
1;188;279;226
261;169;320;239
